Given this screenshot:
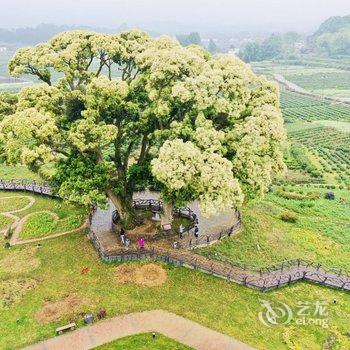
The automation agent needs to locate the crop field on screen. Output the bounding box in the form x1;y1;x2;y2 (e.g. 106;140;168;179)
280;91;350;122
287;125;350;187
284;71;350;92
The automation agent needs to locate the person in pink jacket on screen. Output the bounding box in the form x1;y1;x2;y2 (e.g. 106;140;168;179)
138;237;145;249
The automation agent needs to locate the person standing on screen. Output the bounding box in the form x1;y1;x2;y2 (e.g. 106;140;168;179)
194;226;199;238
179;224;184;238
125;237;130;250
138;237;145;249
120;228;126;245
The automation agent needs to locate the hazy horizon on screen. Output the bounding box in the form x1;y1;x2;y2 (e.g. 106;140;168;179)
0;0;349;34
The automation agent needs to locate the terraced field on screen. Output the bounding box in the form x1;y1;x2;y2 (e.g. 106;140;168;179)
285;71;350;91
281;91;350;122
287;125;350;187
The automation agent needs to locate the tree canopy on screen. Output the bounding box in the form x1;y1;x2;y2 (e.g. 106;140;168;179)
0;29;286;227
240;33;301;62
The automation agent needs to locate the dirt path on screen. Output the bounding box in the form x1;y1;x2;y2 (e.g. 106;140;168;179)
0;193;86;245
10;210;59;245
12;218;88;245
0;195;36;213
24;309;254;350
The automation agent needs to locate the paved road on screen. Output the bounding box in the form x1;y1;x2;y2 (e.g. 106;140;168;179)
24;310;254;350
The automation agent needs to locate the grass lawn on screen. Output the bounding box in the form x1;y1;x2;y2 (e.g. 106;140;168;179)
0;191;86;240
0;196;31;212
94;333;193;350
0;214;13;230
0;165;41;181
0;231;349;350
198;187;350;270
19;212;84;240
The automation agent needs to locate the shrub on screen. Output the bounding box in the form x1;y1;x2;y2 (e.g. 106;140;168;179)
276;189;320;201
325;192;335;200
281;211;298;223
299;202;314;208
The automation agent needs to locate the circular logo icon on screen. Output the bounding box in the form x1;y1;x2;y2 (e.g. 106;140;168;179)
258;299;293;327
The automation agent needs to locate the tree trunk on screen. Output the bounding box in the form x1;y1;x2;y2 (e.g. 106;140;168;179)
106;189;136;229
161;201;174;227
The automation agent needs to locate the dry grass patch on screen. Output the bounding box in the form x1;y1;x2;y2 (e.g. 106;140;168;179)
0;247;40;274
114;263;167;287
127;218;160;237
0;278;38;308
114;264;138;284
34;294;89;324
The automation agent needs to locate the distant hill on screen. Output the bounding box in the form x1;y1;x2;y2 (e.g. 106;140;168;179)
312;15;350;38
310;15;350;56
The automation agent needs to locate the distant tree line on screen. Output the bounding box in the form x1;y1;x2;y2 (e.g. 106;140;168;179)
240;14;350;62
175;32;219;54
240;32;301;62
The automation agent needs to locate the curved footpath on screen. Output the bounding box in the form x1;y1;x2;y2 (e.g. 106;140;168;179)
0;192;87;246
24;309;254;350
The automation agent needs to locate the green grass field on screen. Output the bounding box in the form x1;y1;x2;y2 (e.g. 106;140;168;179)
94;333;192;350
0;165;41;181
199;187;350;270
0;191;86;240
0;231;349;350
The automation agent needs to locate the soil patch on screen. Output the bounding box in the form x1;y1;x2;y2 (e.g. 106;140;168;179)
127;218;160;237
0;247;40;274
114;263;167;287
0;278;38;308
34;294;89;324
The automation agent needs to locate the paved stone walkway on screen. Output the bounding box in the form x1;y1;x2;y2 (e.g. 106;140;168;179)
91;191;238;252
24;310;254;350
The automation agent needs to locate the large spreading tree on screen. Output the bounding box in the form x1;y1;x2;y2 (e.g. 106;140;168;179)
0;30;286;227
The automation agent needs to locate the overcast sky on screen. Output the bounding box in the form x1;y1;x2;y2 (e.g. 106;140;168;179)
1;0;349;33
